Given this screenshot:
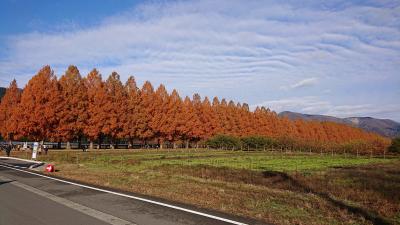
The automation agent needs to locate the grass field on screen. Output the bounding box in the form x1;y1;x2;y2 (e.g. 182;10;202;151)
8;149;400;225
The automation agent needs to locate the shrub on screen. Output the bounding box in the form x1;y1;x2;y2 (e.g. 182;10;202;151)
206;135;241;149
389;137;400;153
241;136;276;149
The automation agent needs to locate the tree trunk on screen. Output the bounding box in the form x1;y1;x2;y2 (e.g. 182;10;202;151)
158;139;163;149
98;135;103;149
78;136;82;149
57;141;61;149
129;138;133;149
185;140;189;149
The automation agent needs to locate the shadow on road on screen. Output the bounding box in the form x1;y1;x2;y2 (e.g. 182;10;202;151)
0;180;13;186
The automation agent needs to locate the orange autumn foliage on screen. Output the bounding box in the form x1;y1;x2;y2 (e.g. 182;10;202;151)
1;66;390;153
0;80;21;140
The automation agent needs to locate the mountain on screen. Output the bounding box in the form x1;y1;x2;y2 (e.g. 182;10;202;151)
279;111;400;138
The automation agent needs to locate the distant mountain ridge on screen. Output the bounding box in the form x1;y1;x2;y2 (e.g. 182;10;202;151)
279;111;400;138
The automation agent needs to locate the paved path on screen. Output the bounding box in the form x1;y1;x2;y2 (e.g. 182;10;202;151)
0;158;264;225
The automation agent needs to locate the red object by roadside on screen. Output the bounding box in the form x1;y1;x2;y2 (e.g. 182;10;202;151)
45;164;55;172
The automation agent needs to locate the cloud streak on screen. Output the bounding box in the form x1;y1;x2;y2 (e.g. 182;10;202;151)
281;77;318;90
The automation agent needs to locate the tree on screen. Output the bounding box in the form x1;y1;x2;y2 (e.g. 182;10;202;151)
200;97;218;139
178;96;201;148
150;84;169;147
0;80;21;141
123;76;141;148
162;89;184;148
137;81;156;144
190;94;206;145
57;65;88;148
17;66;61;141
103;72;128;148
388;137;400;153
84;69;108;149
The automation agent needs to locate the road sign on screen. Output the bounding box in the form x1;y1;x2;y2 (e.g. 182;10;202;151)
32;142;39;160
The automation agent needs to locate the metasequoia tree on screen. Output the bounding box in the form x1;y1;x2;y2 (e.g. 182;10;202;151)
17;66;61;141
123;76;141;148
103;72;128;148
190;94;206;145
199;97;218;139
57;65;88;148
178;96;201;148
84;69;108;149
137;81;156;144
0;80;21;141
161;89;184;148
150;84;169;147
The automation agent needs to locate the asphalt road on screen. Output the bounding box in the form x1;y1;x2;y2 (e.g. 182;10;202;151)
0;178;111;225
0;158;264;225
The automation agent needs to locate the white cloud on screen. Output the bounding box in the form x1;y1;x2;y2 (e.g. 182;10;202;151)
0;0;399;120
253;96;330;113
280;77;318;90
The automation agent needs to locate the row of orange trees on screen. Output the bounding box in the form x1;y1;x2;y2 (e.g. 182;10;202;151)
0;66;390;153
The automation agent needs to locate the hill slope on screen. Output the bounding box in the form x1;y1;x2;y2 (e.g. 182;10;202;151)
279;111;400;138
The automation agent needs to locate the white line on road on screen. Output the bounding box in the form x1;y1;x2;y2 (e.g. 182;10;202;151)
0;175;136;225
0;164;248;225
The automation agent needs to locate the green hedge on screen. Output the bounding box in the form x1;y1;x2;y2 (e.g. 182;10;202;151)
389;137;400;153
241;136;277;149
206;135;278;150
205;135;241;149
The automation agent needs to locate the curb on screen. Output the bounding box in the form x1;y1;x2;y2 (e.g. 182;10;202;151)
0;156;43;164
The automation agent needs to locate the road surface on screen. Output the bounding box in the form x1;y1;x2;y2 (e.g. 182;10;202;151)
0;157;264;225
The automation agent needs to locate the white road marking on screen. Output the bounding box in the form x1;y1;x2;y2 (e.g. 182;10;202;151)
0;164;248;225
0;175;136;225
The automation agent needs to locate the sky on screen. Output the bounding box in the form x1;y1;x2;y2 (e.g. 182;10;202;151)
0;0;399;121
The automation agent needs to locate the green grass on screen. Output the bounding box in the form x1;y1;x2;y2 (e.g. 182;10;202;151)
138;154;394;172
37;150;396;173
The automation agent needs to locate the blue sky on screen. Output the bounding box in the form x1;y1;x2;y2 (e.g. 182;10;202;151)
0;0;399;121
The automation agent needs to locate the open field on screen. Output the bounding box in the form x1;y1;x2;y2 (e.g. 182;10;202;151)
7;149;400;225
